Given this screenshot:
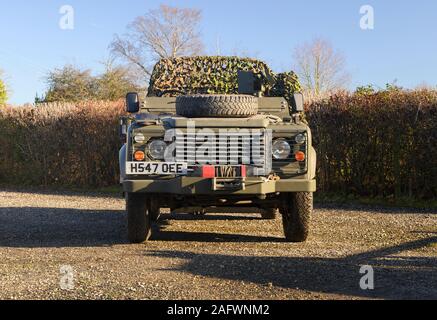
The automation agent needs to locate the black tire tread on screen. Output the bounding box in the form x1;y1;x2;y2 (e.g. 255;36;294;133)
127;193;152;243
280;192;312;242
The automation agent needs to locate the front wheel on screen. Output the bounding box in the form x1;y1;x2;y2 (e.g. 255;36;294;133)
127;193;152;243
280;192;313;242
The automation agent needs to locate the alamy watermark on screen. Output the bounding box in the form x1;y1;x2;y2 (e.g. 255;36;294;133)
360;5;375;30
59;5;75;30
360;265;375;290
60;265;75;290
162;121;267;165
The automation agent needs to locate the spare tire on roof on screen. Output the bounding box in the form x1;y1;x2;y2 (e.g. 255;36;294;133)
176;94;258;118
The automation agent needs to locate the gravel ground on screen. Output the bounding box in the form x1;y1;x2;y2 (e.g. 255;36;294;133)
0;189;436;300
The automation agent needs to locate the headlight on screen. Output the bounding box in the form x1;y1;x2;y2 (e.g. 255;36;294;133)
134;133;146;144
295;134;306;145
272;140;291;160
148;140;167;160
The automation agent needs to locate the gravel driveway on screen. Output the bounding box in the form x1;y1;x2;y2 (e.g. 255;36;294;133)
0;189;436;300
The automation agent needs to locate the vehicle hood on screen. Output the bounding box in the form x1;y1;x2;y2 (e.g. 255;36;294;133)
161;115;280;129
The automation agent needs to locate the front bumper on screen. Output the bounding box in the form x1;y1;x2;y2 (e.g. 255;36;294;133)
122;177;316;195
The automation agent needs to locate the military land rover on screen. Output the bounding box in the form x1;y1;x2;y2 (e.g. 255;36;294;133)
119;57;317;243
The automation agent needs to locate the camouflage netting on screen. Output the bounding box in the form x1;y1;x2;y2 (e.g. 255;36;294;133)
147;56;301;103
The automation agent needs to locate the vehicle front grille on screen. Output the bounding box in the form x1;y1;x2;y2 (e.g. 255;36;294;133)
173;129;272;176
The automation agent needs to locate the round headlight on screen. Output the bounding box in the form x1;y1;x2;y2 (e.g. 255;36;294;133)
148;140;167;160
272;140;292;160
295;134;306;144
134;133;146;144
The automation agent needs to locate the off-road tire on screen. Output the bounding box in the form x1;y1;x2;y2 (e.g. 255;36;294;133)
280;192;313;242
261;208;278;220
127;193;152;243
176;94;258;118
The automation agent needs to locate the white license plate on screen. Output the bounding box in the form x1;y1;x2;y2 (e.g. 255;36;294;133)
126;162;188;175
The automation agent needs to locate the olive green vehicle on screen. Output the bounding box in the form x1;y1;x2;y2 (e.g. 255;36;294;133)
119;57;316;243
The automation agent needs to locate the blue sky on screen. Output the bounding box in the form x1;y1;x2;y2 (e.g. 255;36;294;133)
1;0;437;104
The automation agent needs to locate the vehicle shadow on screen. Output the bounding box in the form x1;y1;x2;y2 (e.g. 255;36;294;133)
0;207;274;248
314;202;437;215
152;228;284;243
153;211;283;242
0;187;122;199
0;207;128;248
147;234;437;299
163;212;262;222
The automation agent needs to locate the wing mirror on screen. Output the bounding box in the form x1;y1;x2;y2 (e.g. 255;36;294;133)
291;93;304;112
126;92;140;113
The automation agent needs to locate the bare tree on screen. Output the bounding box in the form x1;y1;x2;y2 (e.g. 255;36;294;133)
293;38;350;100
110;4;204;79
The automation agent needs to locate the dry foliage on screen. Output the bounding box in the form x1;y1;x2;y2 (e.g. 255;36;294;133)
41;63;141;103
307;89;437;199
0;100;124;187
1;90;436;200
0;70;7;105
